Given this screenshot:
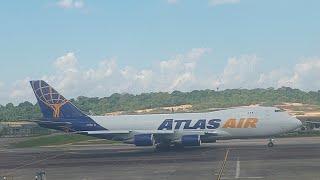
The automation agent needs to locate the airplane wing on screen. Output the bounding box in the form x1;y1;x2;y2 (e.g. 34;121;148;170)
23;118;231;139
77;129;231;138
77;130;174;135
204;130;231;136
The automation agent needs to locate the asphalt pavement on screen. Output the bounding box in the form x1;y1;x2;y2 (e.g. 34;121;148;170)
1;137;320;180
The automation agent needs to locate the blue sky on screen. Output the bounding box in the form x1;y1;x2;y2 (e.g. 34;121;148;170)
0;0;320;104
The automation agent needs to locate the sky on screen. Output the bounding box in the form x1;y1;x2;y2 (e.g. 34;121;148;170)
0;0;320;105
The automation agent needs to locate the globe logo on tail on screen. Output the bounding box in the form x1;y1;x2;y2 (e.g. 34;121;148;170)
31;81;68;118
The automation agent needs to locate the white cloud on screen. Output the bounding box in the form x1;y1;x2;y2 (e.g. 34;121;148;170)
3;50;320;105
253;57;320;91
121;68;153;83
209;0;240;6
169;72;194;90
136;70;153;82
158;48;211;91
279;57;320;90
9;77;34;103
160;48;210;71
218;54;260;89
216;55;320;91
258;69;289;88
186;48;211;61
50;48;210;98
54;52;78;71
85;58;117;80
160;56;182;71
57;0;84;9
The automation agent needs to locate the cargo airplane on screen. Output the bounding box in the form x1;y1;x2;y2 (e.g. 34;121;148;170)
30;80;302;150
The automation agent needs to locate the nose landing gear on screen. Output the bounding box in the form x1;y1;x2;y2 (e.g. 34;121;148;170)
267;138;275;147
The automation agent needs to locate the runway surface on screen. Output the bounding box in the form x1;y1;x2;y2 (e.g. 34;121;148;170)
1;137;320;180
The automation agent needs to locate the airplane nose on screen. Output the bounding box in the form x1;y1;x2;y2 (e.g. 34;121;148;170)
283;114;303;132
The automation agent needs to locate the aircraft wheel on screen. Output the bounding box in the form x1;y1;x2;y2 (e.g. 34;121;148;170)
173;143;184;150
155;143;170;152
267;142;274;147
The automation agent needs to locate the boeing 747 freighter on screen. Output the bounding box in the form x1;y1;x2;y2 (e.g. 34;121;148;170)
30;80;302;150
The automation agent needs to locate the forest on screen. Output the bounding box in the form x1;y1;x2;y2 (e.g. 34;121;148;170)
1;87;320;121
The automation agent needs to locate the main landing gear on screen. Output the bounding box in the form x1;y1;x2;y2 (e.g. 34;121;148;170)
155;143;185;151
267;138;275;147
155;143;171;151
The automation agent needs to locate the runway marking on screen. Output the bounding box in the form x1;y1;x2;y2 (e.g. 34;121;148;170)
233;157;264;179
218;156;264;180
217;148;230;180
235;157;240;178
221;176;264;179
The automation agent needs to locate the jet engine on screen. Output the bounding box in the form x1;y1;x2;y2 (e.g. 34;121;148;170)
133;134;155;146
181;135;201;146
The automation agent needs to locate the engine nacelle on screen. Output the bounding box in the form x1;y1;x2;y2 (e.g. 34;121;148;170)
181;135;201;146
134;134;155;146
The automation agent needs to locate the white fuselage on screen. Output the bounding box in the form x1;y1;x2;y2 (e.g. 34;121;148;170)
90;106;301;140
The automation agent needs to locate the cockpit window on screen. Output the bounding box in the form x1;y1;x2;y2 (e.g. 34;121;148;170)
275;109;285;112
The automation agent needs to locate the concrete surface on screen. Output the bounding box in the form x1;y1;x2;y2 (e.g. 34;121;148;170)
1;137;320;180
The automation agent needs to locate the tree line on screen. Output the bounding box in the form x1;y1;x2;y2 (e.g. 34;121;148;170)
1;87;320;121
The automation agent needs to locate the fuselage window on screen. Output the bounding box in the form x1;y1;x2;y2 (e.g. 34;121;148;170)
275;109;284;112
